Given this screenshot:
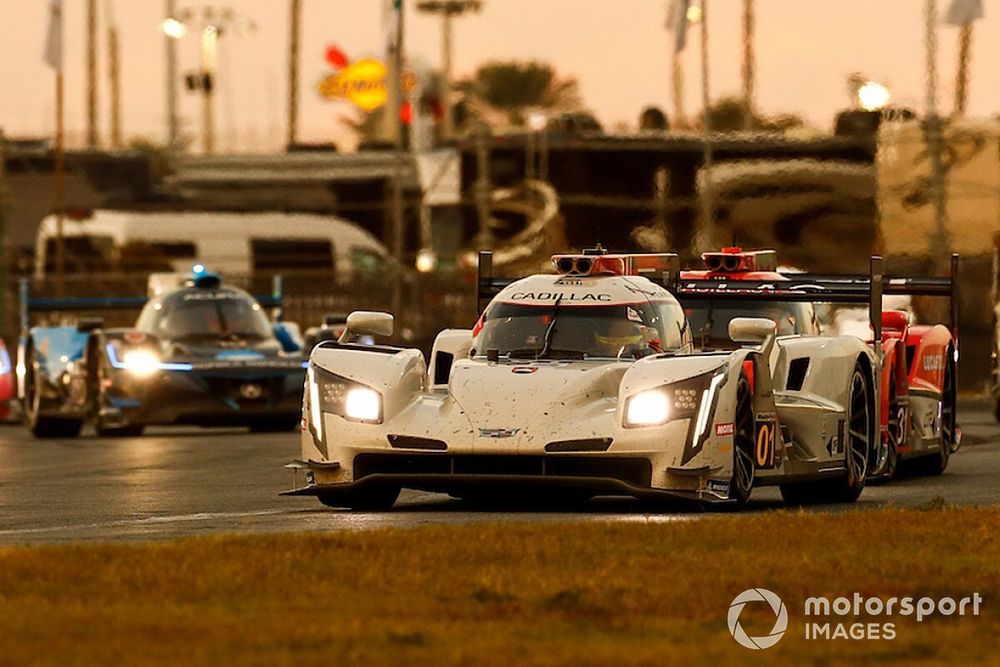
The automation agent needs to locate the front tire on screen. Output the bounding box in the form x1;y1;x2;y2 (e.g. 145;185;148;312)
729;373;755;507
23;345;82;439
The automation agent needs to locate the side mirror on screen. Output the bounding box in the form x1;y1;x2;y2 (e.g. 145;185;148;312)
729;317;776;344
341;311;394;342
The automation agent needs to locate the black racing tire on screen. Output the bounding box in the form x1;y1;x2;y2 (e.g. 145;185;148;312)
89;343;143;438
781;362;872;505
317;485;401;511
729;372;755;508
249;418;301;433
914;349;955;476
994;397;1000;424
22;344;82;439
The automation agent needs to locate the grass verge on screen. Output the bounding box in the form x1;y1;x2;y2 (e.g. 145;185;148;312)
1;507;997;666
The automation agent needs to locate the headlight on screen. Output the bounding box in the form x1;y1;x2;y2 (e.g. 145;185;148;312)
623;368;727;429
310;364;383;425
345;387;381;422
625;389;670;427
121;349;160;377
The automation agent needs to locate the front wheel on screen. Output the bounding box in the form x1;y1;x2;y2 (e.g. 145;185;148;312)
728;373;755;507
23;345;82;439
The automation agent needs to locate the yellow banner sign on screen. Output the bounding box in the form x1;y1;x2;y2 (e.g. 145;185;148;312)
317;58;416;112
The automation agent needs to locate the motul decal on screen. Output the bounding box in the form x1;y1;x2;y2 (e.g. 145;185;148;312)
511;367;538;374
714;422;734;436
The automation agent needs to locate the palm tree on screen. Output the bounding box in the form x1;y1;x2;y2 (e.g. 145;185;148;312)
458;60;584;129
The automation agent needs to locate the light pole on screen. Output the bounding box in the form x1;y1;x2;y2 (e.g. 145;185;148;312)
164;0;180;150
162;6;255;155
416;0;482;141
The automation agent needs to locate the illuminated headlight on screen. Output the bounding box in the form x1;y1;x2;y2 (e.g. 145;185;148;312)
309;364;383;426
625;389;670;427
345;387;381;422
122;349;160;377
622;367;727;430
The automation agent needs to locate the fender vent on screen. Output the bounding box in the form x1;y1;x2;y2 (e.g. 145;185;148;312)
433;351;454;385
545;438;613;452
387;435;448;451
786;357;810;391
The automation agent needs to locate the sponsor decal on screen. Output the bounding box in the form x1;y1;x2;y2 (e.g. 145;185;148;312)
707;479;730;495
626;306;643;322
511;367;538;374
714;422;735;437
728;589;788;650
922;354;944;372
123;331;147;344
478;427;520;438
509;292;612;302
754;414;778;468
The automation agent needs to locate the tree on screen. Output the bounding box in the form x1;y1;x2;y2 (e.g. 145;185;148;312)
698;96;805;133
458;60;585;128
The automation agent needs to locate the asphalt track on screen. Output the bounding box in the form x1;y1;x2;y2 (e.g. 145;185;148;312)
1;401;997;545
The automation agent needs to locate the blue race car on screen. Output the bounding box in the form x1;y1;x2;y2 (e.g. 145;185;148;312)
18;270;307;438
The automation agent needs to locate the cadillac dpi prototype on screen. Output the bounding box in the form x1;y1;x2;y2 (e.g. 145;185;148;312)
284;249;886;510
18;270;306;438
678;247;960;480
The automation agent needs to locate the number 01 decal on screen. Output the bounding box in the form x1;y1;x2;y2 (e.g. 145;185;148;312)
754;416;778;469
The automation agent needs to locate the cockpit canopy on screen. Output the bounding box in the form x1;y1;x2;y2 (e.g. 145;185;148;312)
136;287;274;342
472;298;690;360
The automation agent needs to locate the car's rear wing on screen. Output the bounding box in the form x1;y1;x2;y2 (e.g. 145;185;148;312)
476;250;884;345
18;275;287;332
670;256;887;347
777;254;959;340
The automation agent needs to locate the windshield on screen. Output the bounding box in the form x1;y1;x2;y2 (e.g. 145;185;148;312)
683;299;818;350
137;292;274;341
472;300;689;360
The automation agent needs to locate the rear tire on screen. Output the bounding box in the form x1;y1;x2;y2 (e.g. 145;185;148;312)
781;363;872;504
317;485;400;511
22;345;82;439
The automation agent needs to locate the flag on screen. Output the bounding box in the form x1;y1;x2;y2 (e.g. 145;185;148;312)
668;0;692;54
943;0;983;25
43;0;63;71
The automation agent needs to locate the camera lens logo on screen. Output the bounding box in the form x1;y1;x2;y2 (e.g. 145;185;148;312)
728;588;788;650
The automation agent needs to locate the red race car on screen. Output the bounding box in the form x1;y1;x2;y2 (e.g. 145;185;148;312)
677;247;959;481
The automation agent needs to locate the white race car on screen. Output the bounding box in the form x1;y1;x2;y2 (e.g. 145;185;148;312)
283;250;882;510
